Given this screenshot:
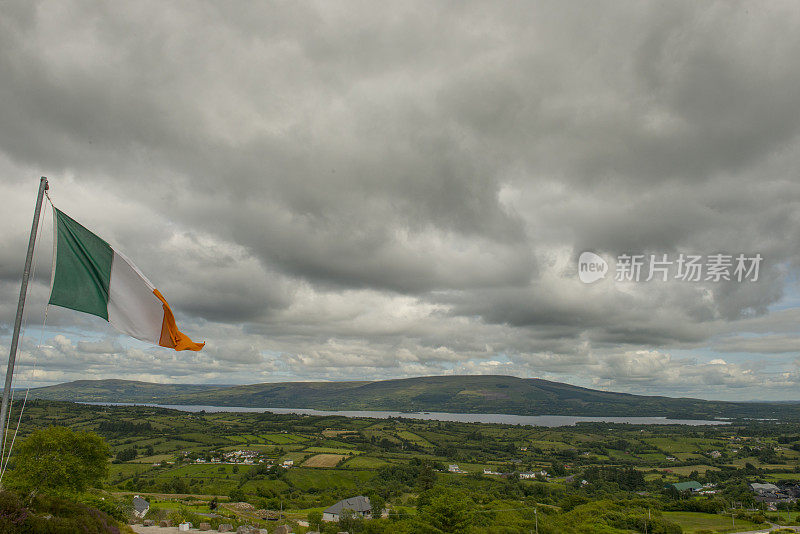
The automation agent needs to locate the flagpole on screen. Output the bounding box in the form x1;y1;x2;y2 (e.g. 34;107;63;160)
0;176;48;461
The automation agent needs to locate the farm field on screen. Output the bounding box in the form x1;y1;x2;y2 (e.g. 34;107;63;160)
662;511;767;533
7;400;800;533
302;453;347;467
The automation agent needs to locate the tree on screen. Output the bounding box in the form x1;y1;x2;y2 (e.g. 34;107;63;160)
419;488;478;533
308;510;322;531
551;461;567;476
367;492;385;519
116;447;137;461
417;464;436;491
339;508;363;533
229;487;245;503
7;426;109;496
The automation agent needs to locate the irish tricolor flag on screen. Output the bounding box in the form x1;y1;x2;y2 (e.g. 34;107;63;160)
48;208;204;351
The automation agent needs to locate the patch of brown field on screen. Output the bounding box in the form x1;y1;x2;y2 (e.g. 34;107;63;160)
302;453;347;467
322;430;357;437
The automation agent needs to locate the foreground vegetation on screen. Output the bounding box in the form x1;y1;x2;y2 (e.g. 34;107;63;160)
4;400;800;532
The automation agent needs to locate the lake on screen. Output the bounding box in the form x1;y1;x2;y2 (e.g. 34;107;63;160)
86;402;728;427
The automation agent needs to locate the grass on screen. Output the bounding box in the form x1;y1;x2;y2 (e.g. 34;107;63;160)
321;430;357;438
303;447;359;455
662;511;766;533
396;430;433;447
645;437;703;453
342;456;390;469
284;469;374;491
655;464;720;476
262;433;309;444
130;453;175;463
766;472;800;481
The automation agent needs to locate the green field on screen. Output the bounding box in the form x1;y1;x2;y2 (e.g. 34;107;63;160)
396;431;433;447
262;433;308;444
8;400;800;534
303;447;359;455
342;456;391;469
662;511;767;533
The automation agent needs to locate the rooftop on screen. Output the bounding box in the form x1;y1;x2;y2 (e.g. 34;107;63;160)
324;495;371;515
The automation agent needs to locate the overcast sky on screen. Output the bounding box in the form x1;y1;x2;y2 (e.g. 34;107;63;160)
2;1;800;401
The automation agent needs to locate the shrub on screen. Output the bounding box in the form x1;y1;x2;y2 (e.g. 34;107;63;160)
0;490;128;534
166;506;240;530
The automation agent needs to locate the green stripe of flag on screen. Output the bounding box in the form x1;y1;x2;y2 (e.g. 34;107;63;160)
48;208;113;320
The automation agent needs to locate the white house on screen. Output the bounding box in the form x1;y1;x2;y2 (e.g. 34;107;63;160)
132;495;149;519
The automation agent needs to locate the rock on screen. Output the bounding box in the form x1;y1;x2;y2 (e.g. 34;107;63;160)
142;519;155;526
274;526;293;534
198;522;211;531
159;520;172;527
236;526;256;534
218;524;234;533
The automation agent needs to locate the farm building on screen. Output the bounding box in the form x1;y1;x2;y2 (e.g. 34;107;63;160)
671;481;702;492
751;482;794;504
751;482;780;494
322;495;372;522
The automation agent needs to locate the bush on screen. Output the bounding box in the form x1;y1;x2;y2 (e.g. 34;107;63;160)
77;494;132;523
229;488;246;503
166;506;240;530
559;494;589;512
143;506;169;522
0;490;128;534
553;500;682;534
663;497;725;514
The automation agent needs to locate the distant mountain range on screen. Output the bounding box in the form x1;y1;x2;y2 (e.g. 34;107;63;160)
26;375;800;420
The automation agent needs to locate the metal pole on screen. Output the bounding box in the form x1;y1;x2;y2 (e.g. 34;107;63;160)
0;177;48;465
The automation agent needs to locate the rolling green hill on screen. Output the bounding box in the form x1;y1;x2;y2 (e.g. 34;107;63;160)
27;375;800;419
24;378;223;403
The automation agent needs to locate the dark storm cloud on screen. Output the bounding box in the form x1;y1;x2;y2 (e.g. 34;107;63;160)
1;1;800;399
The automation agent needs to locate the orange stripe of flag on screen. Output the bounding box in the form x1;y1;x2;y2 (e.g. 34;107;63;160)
153;289;205;351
